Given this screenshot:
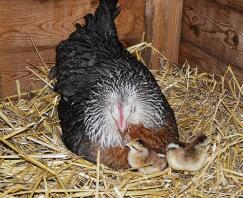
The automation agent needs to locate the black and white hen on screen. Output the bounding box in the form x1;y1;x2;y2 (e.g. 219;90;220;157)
50;0;178;166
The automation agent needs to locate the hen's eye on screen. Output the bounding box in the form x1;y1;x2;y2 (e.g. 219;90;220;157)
133;106;136;112
108;105;113;112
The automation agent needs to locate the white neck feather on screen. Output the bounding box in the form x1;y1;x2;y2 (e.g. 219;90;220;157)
84;85;165;148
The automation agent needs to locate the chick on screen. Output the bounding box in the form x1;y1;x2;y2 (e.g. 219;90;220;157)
166;135;210;171
126;124;177;154
127;139;167;174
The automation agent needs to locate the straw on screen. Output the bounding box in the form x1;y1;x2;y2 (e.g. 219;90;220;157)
0;41;242;198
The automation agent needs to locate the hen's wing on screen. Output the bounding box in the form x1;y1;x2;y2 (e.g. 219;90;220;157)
100;147;130;170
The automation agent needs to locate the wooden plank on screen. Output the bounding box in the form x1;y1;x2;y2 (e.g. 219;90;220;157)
116;0;145;46
0;48;54;97
0;0;145;98
144;0;184;69
179;39;243;81
179;0;243;83
213;0;243;12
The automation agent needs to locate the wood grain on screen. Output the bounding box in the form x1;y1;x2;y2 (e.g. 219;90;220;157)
213;0;243;12
0;0;145;97
179;0;243;83
179;39;243;81
144;0;184;69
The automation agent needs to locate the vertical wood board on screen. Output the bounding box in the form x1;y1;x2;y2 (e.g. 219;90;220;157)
144;0;184;69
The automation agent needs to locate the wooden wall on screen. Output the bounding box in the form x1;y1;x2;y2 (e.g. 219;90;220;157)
0;0;145;97
179;0;243;82
1;0;242;98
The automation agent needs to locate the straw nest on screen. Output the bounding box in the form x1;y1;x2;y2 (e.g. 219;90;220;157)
0;42;242;198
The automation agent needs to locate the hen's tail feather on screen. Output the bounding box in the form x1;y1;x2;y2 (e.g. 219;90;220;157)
82;0;120;40
48;66;57;80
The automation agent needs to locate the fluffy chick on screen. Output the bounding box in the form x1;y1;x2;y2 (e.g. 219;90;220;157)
166;135;210;171
127;140;167;174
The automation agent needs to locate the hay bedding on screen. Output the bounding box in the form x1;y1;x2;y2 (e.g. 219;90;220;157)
0;42;242;198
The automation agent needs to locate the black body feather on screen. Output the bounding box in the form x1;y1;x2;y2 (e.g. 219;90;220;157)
51;0;178;163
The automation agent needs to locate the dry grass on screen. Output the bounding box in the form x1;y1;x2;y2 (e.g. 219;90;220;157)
0;42;242;198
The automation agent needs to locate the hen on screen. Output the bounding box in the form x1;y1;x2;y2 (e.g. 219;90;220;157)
50;0;178;169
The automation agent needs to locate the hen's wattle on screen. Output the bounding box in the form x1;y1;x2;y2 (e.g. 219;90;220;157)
50;0;178;167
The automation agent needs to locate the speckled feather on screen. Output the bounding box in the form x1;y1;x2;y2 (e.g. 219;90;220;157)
51;0;178;166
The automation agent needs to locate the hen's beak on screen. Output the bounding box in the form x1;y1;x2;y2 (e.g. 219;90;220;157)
116;103;128;133
114;120;127;136
117;121;127;133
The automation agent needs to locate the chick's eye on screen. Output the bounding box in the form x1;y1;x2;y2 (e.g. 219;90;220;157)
132;146;137;150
